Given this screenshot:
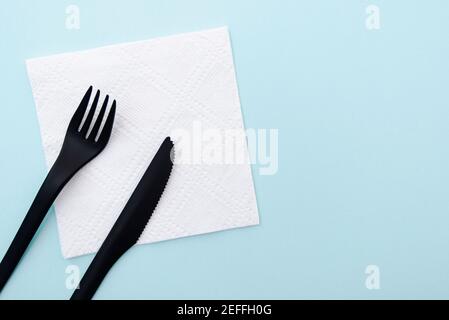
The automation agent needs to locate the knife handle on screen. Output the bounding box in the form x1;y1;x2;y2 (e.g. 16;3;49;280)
70;223;134;300
0;157;73;292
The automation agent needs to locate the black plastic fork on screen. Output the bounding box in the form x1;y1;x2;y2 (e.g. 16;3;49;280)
0;86;116;292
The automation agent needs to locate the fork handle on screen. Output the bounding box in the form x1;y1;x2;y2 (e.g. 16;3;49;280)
0;156;75;292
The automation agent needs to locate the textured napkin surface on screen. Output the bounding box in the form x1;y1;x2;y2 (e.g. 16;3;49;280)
26;27;259;258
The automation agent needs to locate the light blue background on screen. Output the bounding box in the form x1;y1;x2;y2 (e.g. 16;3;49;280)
1;0;449;299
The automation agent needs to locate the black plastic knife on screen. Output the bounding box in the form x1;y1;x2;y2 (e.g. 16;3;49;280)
71;137;174;300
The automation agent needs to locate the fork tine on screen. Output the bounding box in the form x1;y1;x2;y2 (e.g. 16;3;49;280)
89;95;109;141
97;100;116;145
80;90;100;137
68;86;93;131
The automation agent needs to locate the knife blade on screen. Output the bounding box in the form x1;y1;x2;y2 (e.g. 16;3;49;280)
71;137;174;300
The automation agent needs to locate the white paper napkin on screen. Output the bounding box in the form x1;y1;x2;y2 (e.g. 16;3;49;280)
26;27;259;259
